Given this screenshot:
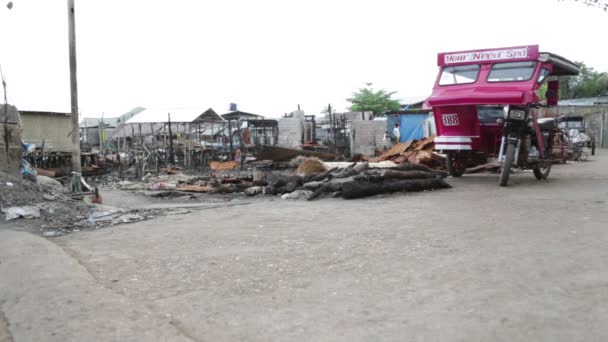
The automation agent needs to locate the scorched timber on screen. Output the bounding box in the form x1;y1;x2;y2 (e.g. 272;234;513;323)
340;178;451;199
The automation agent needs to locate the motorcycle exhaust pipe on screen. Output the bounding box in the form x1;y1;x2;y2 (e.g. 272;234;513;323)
513;138;522;166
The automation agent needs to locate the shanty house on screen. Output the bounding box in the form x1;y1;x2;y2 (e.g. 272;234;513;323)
112;107;225;150
221;110;278;146
20;110;72;152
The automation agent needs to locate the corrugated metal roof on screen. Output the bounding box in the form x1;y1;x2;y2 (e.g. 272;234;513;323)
80;107;147;127
81;117;120;127
126;107;220;123
559;96;608;106
221;110;264;120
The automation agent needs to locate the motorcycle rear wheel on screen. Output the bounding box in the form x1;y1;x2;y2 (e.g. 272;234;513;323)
533;164;551;180
446;153;465;177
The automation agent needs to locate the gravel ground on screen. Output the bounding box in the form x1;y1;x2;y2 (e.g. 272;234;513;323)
1;150;607;341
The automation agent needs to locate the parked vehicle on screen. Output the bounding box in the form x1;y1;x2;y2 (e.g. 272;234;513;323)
559;116;596;156
565;128;591;161
428;45;579;186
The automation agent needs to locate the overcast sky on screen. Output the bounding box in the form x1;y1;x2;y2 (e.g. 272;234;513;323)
1;0;607;118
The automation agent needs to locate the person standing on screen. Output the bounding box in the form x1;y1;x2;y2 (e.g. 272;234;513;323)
393;123;401;143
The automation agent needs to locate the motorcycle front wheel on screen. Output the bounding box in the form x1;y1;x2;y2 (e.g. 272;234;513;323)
499;143;515;187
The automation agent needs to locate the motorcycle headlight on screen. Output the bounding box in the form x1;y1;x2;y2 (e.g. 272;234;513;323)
508;108;526;120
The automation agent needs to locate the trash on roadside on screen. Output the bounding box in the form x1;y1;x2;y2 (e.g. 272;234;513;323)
150;182;177;191
281;190;312;200
2;206;41;220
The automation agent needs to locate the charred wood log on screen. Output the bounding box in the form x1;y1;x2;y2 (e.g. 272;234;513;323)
389;163;448;177
304;167;338;183
306;177;357;201
341;178;451;199
269;175;302;188
307;183;331;201
379;169;438;180
353;162;369;174
303;180;327;191
333;169;359;179
208;184;238;194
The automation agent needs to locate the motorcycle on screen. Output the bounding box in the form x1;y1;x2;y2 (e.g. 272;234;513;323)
498;104;555;186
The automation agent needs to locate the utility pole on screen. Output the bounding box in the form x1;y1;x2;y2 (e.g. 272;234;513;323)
68;0;81;173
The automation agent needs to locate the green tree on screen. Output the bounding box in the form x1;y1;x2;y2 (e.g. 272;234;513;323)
559;62;608;99
347;86;401;117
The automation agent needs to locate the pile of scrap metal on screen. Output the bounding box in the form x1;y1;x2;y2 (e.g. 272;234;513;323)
118;164;265;195
81;152;117;176
362;136;445;169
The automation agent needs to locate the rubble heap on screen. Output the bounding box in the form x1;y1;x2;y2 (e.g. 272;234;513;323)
265;161;450;200
0;170;93;232
364;136;446;169
119;157;451;201
0;171;164;236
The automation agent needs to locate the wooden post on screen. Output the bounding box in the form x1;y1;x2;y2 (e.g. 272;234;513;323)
228;120;234;152
130;124;135;151
601;109;606;148
83;119;88;144
99;113;104;152
168;114;175;165
150;123;155;148
138;123;142;148
187;123;191;169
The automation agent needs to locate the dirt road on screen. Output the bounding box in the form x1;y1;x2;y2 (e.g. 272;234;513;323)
2;152;608;341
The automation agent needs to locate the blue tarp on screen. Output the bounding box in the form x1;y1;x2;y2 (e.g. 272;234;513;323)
386;114;428;142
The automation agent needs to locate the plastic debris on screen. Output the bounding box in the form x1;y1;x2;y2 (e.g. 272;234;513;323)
2;206;41;220
244;186;263;196
281;190;313;200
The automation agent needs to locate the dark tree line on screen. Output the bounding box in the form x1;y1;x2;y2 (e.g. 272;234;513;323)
560;62;608;99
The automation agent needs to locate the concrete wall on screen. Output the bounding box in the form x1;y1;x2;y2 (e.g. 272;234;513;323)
350;120;387;156
20;113;72;152
0;105;23;175
340;111;374;122
277;110;305;148
278;118;303;148
558;105;608;148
